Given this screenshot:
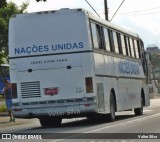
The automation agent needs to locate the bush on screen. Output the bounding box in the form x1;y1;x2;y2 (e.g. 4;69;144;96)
0;95;4;101
0;104;7;112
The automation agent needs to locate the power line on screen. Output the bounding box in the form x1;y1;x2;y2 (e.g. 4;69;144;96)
117;11;160;15
120;6;160;14
95;5;160;14
95;6;160;16
84;0;101;18
110;0;126;21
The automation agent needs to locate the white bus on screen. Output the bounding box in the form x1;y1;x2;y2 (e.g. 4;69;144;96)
9;8;150;127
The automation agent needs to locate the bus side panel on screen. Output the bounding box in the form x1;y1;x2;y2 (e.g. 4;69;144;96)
81;53;95;95
114;57;147;110
143;84;150;107
93;53;148;113
117;78;143;110
94;53;119;114
94;52;114;76
94;53;109;113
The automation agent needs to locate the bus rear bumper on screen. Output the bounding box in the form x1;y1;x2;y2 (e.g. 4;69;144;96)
12;103;97;118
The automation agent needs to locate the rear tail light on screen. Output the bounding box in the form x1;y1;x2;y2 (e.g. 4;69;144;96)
85;77;93;93
13;108;22;112
84;104;92;107
11;83;18;99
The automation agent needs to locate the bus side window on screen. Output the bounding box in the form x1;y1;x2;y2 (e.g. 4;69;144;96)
103;28;111;51
121;34;126;56
141;40;147;75
129;38;135;58
127;37;132;57
134;39;139;58
132;38;136;58
137;40;141;58
124;35;130;56
96;25;105;50
112;31;119;54
117;33;123;54
90;23;99;49
108;29;114;52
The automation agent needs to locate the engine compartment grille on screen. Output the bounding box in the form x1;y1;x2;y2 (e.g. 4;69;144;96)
21;81;41;98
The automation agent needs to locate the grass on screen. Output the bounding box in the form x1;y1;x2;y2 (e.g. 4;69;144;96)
0;94;7;113
0;95;8;113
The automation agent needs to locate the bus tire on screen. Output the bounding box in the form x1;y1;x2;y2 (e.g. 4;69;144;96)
39;117;62;128
107;92;116;122
134;95;143;116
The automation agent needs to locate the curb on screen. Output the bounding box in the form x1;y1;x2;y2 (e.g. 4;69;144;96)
0;112;8;117
151;95;160;99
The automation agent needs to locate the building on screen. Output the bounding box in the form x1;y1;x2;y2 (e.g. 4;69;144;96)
146;45;159;54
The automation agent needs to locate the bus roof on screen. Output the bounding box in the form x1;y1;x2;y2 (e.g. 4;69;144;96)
85;10;139;38
12;8;139;39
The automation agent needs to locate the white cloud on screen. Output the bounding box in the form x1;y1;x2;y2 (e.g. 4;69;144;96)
122;15;160;35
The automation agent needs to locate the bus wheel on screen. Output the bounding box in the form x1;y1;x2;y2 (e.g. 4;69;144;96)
134;96;143;116
39;117;62;128
107;93;116;122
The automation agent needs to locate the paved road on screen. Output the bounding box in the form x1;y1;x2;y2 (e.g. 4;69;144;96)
1;98;160;142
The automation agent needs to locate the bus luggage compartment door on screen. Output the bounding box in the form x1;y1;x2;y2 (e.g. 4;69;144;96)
97;83;105;111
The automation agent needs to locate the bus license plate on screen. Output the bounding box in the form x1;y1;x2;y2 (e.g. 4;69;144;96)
44;87;59;96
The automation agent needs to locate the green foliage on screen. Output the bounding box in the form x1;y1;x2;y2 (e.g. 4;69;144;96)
0;0;29;63
150;53;160;69
0;95;6;113
0;0;7;9
0;104;7;112
0;95;4;100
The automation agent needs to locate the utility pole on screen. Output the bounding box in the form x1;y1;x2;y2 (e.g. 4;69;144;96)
104;0;108;21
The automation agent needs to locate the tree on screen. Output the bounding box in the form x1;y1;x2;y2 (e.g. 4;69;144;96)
151;53;160;69
0;0;7;9
150;53;160;83
0;1;29;64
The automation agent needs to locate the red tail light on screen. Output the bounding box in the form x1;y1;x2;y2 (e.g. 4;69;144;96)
14;108;22;112
85;77;93;93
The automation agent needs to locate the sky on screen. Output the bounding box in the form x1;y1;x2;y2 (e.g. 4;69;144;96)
7;0;160;48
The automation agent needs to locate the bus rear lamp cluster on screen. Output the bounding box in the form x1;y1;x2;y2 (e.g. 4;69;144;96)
13;108;22;112
83;97;96;102
85;77;93;93
84;104;92;107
